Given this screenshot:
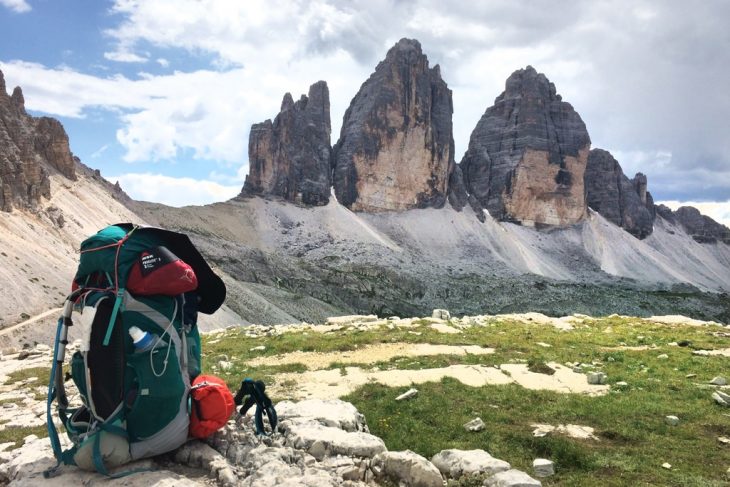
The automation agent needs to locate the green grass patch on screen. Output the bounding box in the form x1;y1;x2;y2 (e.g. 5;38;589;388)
200;316;730;485
4;367;51;386
0;425;50;450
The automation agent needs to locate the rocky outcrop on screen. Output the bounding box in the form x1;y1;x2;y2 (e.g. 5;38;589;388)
0;69;76;212
460;66;591;226
243;81;331;206
332;38;461;212
672;206;730;244
584;149;655;239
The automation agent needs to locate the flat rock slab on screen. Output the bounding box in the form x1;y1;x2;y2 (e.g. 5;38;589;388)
272;362;609;400
1;436;199;487
431;449;510;479
531;423;598;440
248;343;493;370
284;421;386;459
276;399;367;432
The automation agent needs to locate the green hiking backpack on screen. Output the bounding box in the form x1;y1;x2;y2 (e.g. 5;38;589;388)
46;224;226;477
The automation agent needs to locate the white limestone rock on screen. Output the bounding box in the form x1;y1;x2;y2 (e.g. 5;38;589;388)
284;421;386;458
431;449;510;479
463;417;486;432
396;388;419;401
712;391;730;407
484;468;542;486
532;458;554;477
432;309;451;320
372;450;443;487
276;399;368;432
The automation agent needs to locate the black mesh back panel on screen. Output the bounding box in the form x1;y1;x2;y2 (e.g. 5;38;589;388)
88;297;125;420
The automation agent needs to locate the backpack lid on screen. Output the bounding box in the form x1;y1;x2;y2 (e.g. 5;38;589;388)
113;224;226;314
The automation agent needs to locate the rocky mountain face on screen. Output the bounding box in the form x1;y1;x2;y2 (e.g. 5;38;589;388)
332;38;462;212
460;66;591;226
242;81;332;206
0;70;76;212
656;204;730;244
584;149;656;239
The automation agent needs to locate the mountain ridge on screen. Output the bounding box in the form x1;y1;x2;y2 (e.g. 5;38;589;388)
1;37;730;340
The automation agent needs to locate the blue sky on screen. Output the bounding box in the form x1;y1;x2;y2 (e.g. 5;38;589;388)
1;0;729;224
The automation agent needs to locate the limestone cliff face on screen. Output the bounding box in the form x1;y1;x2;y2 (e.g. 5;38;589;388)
460;66;590;226
243;81;332;206
584;149;655;239
332;38;461;212
0;70;76;212
671;206;730;244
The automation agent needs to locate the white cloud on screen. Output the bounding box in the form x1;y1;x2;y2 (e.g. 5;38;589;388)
4;0;730;207
103;49;148;63
109;173;240;206
0;0;31;13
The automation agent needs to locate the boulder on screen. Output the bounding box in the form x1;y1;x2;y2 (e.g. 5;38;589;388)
484;468;542;487
532;458;554;477
276;399;368;432
460;66;590;226
431;449;510;479
242;81;331;206
332;38;462;212
371;450;443;487
283;421;386;459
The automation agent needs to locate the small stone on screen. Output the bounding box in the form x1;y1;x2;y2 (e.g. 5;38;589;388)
249;345;266;352
308;440;327;461
657;354;669;359
533;458;554;477
710;376;727;386
662;462;671;469
395;388;418;401
665;416;679;426
218;360;233;371
484;468;542;487
713;391;730;407
432;309;450;320
587;372;607;385
718;436;730;445
615;381;628;387
686;374;697;379
463;417;485;432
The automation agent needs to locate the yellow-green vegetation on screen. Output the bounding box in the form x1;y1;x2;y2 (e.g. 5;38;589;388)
202;316;730;486
4;366;50;386
0;367;52;448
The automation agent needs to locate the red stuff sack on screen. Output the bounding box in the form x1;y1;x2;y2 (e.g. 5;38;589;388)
127;246;198;296
190;375;235;439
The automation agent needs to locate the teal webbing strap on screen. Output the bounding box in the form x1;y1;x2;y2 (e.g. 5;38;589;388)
46;318;64;460
102;289;124;346
44;317;79;478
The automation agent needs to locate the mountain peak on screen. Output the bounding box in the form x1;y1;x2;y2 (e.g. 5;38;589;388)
460;68;590;226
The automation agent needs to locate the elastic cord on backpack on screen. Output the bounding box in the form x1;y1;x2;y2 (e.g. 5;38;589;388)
151;299;177;378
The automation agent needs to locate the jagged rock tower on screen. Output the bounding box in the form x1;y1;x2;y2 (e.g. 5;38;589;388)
332;38;464;212
0;70;76;212
584;148;656;238
460;66;590;226
243;81;332;206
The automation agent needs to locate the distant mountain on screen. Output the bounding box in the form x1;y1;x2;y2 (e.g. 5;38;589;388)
2;36;730;340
